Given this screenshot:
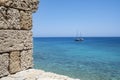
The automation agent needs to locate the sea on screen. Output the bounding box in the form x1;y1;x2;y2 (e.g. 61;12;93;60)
33;37;120;80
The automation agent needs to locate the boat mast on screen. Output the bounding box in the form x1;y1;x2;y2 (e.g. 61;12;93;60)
79;32;82;38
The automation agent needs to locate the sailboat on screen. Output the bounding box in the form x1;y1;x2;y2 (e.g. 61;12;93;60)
75;32;84;41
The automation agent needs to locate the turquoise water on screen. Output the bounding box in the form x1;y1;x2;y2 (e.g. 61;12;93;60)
33;37;120;80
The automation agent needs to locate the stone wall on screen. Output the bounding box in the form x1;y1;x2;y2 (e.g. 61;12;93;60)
0;0;39;78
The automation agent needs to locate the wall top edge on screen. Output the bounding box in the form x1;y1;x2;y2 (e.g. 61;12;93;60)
0;0;39;12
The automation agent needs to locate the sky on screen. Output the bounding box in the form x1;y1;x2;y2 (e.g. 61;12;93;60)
32;0;120;37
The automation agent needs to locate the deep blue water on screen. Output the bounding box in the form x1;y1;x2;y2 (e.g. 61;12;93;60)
33;37;120;80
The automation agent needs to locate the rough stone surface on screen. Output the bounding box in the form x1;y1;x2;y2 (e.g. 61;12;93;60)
20;11;32;30
0;0;39;78
0;69;80;80
0;30;32;53
0;6;21;30
0;53;9;77
0;6;33;30
0;0;8;5
9;51;21;74
21;50;33;70
0;0;39;12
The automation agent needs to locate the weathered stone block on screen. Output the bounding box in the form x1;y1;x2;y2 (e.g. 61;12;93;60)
0;0;39;12
0;53;9;77
0;6;33;30
0;6;21;30
20;11;32;30
0;0;8;5
0;30;32;53
0;0;38;78
21;50;33;70
9;51;21;74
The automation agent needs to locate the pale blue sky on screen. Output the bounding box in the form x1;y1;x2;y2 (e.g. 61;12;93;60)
32;0;120;37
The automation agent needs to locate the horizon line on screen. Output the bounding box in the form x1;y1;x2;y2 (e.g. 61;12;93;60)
33;36;120;38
